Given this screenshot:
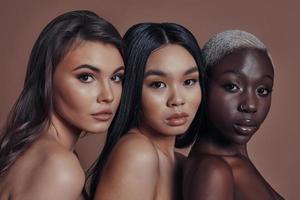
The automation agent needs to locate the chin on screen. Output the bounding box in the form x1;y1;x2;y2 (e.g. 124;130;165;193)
85;124;110;134
232;135;252;145
161;126;189;136
87;130;107;134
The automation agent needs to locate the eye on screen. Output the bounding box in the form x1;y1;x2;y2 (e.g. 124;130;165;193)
223;83;239;92
257;87;272;97
78;73;94;83
184;79;197;86
149;81;166;89
111;73;124;83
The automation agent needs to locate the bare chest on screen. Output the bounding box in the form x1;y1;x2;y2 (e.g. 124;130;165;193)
155;152;183;200
224;157;281;200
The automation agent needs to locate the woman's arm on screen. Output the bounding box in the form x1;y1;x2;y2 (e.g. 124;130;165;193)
94;134;159;200
183;156;234;200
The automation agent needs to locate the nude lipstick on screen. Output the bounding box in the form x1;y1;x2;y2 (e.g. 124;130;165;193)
91;109;113;121
166;112;189;126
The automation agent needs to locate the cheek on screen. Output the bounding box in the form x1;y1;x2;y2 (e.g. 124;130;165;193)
257;98;272;123
142;89;165;111
183;87;202;118
207;90;237;125
141;89;167;116
111;84;123;109
53;80;97;115
187;86;202;108
208;88;234;113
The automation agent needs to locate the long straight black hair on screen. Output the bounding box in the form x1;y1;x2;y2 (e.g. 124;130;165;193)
89;22;206;198
0;10;124;178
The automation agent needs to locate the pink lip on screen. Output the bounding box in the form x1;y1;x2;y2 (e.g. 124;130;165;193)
91;109;113;121
166;112;189;126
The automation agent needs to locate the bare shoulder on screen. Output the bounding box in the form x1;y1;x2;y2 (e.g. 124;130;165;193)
39;145;85;183
109;132;159;166
95;132;159;200
183;154;234;200
16;140;85;200
185;154;234;185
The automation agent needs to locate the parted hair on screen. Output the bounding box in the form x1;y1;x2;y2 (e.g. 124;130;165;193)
89;22;205;198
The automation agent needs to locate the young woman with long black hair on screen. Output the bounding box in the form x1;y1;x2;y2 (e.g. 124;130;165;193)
0;10;125;200
89;22;205;200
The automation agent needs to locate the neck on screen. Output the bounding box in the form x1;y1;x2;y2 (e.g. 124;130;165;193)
47;111;81;151
137;123;176;160
192;128;248;157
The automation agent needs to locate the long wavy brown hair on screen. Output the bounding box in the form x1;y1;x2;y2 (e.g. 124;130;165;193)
0;10;124;179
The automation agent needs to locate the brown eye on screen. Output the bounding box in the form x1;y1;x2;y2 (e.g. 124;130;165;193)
257;87;272;97
149;81;166;89
111;73;124;83
184;79;197;86
78;73;94;83
223;83;239;92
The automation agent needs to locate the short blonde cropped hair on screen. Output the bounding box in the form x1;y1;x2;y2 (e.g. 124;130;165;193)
202;30;271;69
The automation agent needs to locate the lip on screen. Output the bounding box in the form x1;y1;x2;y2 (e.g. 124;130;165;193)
233;119;258;136
166;112;189;126
91;109;113;121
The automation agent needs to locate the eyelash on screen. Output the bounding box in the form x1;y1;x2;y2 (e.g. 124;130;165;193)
78;72;124;84
223;83;240;92
111;73;124;83
257;87;273;97
78;73;94;83
149;81;166;89
149;79;198;89
184;79;198;86
223;83;273;97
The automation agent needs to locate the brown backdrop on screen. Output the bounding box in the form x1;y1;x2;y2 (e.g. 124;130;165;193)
0;0;299;199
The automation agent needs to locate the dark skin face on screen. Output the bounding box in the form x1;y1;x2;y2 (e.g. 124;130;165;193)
184;48;284;200
206;48;274;146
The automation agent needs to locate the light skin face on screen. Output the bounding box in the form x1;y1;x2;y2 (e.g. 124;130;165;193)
206;48;274;145
0;41;124;200
52;40;124;135
93;44;202;200
140;44;201;137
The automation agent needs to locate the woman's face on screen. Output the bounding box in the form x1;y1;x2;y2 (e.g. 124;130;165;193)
52;41;124;134
207;48;274;145
140;44;201;137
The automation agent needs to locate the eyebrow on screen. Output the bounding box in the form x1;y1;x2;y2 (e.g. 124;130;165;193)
144;66;198;78
144;70;166;78
221;70;242;76
113;66;125;74
73;64;125;74
73;64;100;72
261;74;274;81
184;66;199;75
221;70;274;81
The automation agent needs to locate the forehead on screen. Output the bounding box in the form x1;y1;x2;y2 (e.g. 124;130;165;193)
58;40;124;71
211;48;274;80
145;44;197;74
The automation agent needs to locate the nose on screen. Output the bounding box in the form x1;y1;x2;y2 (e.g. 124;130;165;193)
97;80;114;103
167;86;185;107
238;90;257;113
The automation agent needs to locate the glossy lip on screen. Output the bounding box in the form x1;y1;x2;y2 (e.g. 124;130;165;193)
166;112;189;126
233;118;258;136
91;109;113;121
